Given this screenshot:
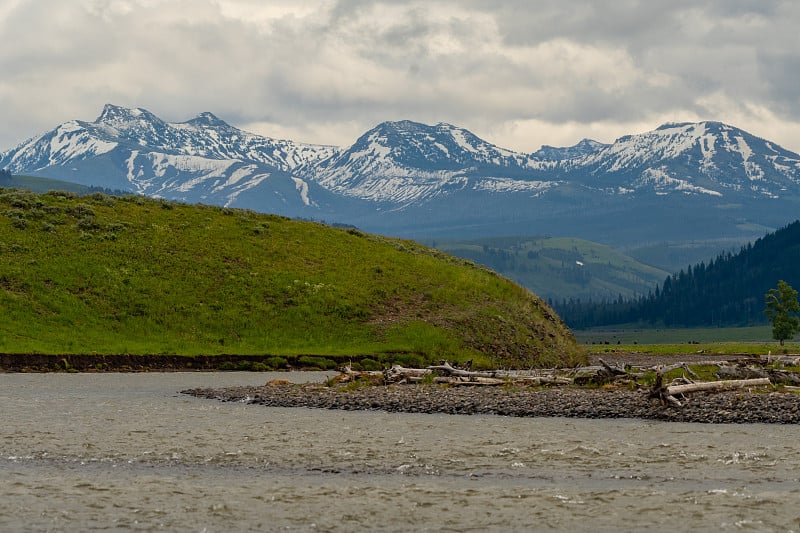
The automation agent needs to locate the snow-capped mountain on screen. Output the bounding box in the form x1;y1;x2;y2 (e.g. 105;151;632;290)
533;138;608;161
2;105;800;246
571;121;800;198
305;120;554;205
0;104;336;211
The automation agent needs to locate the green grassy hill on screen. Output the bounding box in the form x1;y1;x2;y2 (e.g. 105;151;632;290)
0;173;95;194
430;236;669;303
0;188;585;368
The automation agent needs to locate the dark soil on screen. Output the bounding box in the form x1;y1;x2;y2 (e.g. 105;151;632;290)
0;353;332;372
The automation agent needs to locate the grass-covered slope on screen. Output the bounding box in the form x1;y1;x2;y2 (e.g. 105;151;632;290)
0;188;584;368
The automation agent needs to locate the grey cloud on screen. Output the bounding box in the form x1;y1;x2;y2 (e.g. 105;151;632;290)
0;0;798;154
758;51;800;120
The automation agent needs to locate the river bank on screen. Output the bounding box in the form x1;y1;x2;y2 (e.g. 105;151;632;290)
183;382;800;424
0;353;348;372
0;350;763;373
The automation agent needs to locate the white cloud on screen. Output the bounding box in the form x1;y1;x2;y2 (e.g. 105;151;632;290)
1;0;799;155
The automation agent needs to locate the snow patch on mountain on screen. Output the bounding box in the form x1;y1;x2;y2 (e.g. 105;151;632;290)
2;122;118;172
473;178;557;194
586;122;709;172
291;177;314;206
318;166;470;204
637;167;722;197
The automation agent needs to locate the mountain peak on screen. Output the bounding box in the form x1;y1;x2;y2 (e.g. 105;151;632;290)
185;111;231;129
533;138;608;160
95;104;161;125
371;119;428;134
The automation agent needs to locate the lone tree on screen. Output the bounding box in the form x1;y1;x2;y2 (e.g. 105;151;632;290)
765;280;800;345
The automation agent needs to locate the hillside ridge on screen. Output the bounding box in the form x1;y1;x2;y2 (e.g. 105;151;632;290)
0;187;584;368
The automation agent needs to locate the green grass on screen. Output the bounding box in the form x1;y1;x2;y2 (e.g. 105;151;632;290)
579;326;800;356
0;188;585;368
576;325;777;344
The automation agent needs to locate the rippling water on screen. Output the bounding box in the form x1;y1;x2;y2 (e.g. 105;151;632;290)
2;372;799;531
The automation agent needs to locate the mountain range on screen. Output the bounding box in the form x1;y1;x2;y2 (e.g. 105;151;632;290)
3;104;800;249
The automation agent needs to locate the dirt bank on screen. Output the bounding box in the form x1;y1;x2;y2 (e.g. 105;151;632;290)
0;353;345;372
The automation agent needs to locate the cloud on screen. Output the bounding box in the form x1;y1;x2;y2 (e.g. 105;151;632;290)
0;0;798;155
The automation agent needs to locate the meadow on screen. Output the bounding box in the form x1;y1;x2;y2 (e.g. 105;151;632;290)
578;325;800;356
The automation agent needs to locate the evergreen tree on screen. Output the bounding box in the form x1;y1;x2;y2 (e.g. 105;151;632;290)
765;280;800;345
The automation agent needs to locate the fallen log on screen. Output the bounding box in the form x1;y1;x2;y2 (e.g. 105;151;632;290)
716;365;768;380
649;362;700;379
653;377;772;407
426;361;500;378
666;378;771;396
433;376;506;386
598;358;628;376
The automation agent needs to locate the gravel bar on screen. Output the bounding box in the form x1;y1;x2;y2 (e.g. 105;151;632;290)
183;384;800;424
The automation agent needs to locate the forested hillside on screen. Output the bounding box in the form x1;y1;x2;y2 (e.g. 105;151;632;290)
556;220;800;328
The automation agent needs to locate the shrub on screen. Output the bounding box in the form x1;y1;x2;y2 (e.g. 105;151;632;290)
359;358;383;371
392;352;428;368
298;356;337;370
68;203;95;217
77;216;99;230
266;356;288;369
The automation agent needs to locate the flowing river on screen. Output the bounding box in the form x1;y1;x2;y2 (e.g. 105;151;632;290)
1;372;799;531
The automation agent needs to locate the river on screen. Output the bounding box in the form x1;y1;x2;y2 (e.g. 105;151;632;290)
1;372;799;531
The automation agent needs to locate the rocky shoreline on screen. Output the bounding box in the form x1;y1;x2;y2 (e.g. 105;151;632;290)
183;383;800;424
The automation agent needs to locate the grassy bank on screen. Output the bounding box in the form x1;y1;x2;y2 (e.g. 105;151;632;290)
578;325;800;356
0;188;584;368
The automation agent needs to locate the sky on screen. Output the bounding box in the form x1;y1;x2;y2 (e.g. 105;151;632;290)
1;0;799;154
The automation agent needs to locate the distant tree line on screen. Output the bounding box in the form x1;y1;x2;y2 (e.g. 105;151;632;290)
85;185;133;197
554;220;800;329
0;168;12;185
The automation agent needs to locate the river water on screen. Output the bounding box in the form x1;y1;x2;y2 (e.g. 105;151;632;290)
1;372;799;532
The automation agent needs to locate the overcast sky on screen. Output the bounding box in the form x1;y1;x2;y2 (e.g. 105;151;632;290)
1;0;799;153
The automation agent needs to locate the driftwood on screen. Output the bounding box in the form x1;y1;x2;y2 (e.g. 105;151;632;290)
717;364;800;385
338;357;789;405
666;378;771;396
650;361;772;406
337;362;574;387
427;362;497;378
434;376;506;386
